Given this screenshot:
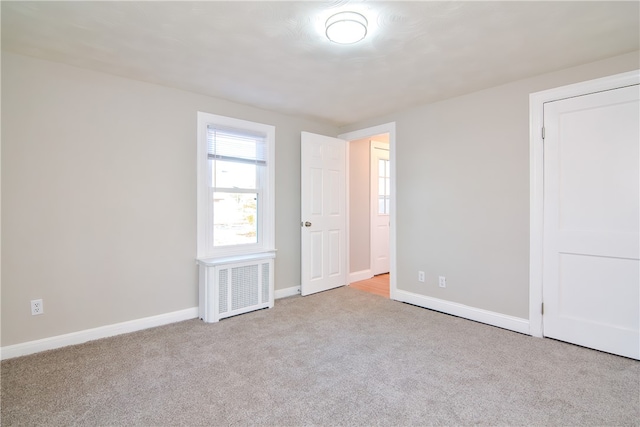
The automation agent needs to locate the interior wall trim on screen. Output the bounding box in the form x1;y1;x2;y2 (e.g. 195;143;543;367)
349;269;373;284
394;289;530;335
274;286;301;299
2;286;307;360
1;307;198;360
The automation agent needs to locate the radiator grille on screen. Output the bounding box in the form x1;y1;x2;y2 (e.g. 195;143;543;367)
199;255;274;323
261;262;270;304
218;269;228;313
231;265;259;310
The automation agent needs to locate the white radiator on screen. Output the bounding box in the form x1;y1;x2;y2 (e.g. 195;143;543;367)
198;252;275;323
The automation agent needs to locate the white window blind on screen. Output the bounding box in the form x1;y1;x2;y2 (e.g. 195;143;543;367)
207;125;267;166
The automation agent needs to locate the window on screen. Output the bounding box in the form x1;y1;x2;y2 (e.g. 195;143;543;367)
197;112;275;258
378;158;390;214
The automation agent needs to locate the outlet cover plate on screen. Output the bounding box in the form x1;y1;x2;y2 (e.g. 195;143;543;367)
31;299;44;315
438;276;446;288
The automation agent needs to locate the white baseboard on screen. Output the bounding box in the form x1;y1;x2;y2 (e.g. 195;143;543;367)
1;307;199;360
275;286;300;299
349;269;373;283
3;286;302;359
394;289;530;335
1;290;529;360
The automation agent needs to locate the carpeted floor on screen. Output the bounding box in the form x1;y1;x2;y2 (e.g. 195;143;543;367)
2;287;639;426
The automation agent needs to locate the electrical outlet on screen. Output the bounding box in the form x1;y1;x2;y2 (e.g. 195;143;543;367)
31;299;44;315
418;271;425;282
438;276;446;288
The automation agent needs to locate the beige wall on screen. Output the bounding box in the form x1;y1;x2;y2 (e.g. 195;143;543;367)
1;52;338;346
3;50;638;347
341;51;640;319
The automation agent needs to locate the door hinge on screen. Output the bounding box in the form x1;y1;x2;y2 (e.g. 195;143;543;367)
541;302;544;315
541;126;545;140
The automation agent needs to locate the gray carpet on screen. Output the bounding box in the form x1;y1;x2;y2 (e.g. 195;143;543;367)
2;287;639;426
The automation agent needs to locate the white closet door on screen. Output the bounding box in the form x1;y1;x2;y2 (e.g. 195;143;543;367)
543;84;639;359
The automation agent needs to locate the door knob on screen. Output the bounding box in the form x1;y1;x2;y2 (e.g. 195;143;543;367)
303;221;312;227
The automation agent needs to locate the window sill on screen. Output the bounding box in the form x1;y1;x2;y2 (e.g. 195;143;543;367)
197;250;277;267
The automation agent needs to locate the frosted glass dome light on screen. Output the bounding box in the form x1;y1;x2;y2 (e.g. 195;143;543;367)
325;12;368;44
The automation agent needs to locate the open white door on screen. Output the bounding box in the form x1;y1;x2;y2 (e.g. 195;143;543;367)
543;84;639;359
370;141;390;275
301;132;347;296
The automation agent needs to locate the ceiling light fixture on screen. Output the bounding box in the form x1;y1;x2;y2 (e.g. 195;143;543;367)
325;11;368;44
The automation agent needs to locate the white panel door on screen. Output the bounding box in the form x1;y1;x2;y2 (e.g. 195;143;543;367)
371;141;390;275
543;84;639;359
301;132;346;296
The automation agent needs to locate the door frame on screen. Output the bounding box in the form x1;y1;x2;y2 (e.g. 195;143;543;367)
528;70;639;337
339;122;397;300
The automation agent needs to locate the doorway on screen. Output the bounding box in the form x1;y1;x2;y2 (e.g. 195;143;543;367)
299;123;396;299
339;123;396;299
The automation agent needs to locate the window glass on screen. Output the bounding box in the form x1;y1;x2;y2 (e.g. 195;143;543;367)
378;196;386;214
213;192;258;246
212;160;256;189
378;158;390;214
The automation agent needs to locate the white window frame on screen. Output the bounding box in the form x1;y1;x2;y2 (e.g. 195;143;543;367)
197;111;275;259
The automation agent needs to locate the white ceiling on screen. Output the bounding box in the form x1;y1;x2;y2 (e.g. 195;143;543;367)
2;1;639;126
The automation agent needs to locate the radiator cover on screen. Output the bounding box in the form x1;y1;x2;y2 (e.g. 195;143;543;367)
198;252;276;323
